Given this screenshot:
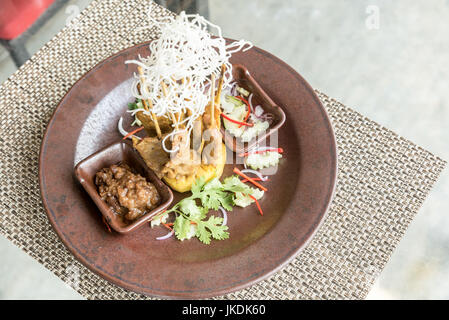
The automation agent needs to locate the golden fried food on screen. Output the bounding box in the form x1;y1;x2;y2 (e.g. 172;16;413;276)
136;111;172;137
132;136;169;178
163;143;226;193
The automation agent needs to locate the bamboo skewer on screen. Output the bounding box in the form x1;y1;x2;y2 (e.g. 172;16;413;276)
210;73;216;128
137;66;162;139
160;81;179;130
215;64;226;106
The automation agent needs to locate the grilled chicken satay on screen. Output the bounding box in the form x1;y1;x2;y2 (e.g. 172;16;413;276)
202;66;226;166
192;116;203;153
159;81;202;180
132;68;170;178
201;121;222;165
134;69;227;192
161;129;201;180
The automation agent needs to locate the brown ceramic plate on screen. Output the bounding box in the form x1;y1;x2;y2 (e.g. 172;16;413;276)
39;40;337;299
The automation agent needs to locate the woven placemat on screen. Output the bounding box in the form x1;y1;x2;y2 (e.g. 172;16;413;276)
0;0;446;300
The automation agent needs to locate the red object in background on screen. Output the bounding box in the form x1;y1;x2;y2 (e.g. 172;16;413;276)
0;0;55;40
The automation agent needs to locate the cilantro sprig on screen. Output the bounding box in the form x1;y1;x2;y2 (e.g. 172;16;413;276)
157;175;261;244
128;98;144;126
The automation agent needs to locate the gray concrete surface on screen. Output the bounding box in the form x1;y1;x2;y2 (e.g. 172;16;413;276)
0;0;448;299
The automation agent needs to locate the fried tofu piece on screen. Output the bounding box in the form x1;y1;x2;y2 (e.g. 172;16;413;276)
136;111;172;137
132;136;169;178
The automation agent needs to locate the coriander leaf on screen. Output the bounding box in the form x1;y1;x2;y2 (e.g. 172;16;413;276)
168;175;264;244
195;216;229;244
203;177;223;191
191;176;206;196
128;102;138;110
203;216;229;240
196;222;212;244
179;198;207;220
199;177;236;210
128;99;144;126
222;175;240;188
219;193;234;211
173;215;193;241
201;189;228;210
128;99;142;110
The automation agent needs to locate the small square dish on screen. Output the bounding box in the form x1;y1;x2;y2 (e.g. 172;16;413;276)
74;140;174;234
221;64;286;154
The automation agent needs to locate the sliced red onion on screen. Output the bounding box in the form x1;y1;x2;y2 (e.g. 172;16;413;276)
118;116;141;140
248;93;254;111
219;206;228;226
240;169;268;181
262;113;275;125
260;113;274;122
252;104;274;125
254;105;264;118
118;117;129;137
230;81;237;96
156;229;174;240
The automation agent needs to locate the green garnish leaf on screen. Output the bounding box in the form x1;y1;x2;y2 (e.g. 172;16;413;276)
167;174;262;244
202;177;223;191
128;99;144;126
219;193;234;211
173;215;192;241
196;216;229;244
191;176;207;196
195;222;212;244
205;216;229;240
179;198;207;220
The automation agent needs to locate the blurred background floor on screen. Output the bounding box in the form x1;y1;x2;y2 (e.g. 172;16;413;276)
1;0;448;299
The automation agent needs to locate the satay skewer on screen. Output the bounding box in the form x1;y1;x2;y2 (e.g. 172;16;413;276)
210;74;216;128
215;64;226;106
137;66;162;139
160;81;179;131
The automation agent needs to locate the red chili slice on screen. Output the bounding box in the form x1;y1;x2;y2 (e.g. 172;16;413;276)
221;113;253;127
